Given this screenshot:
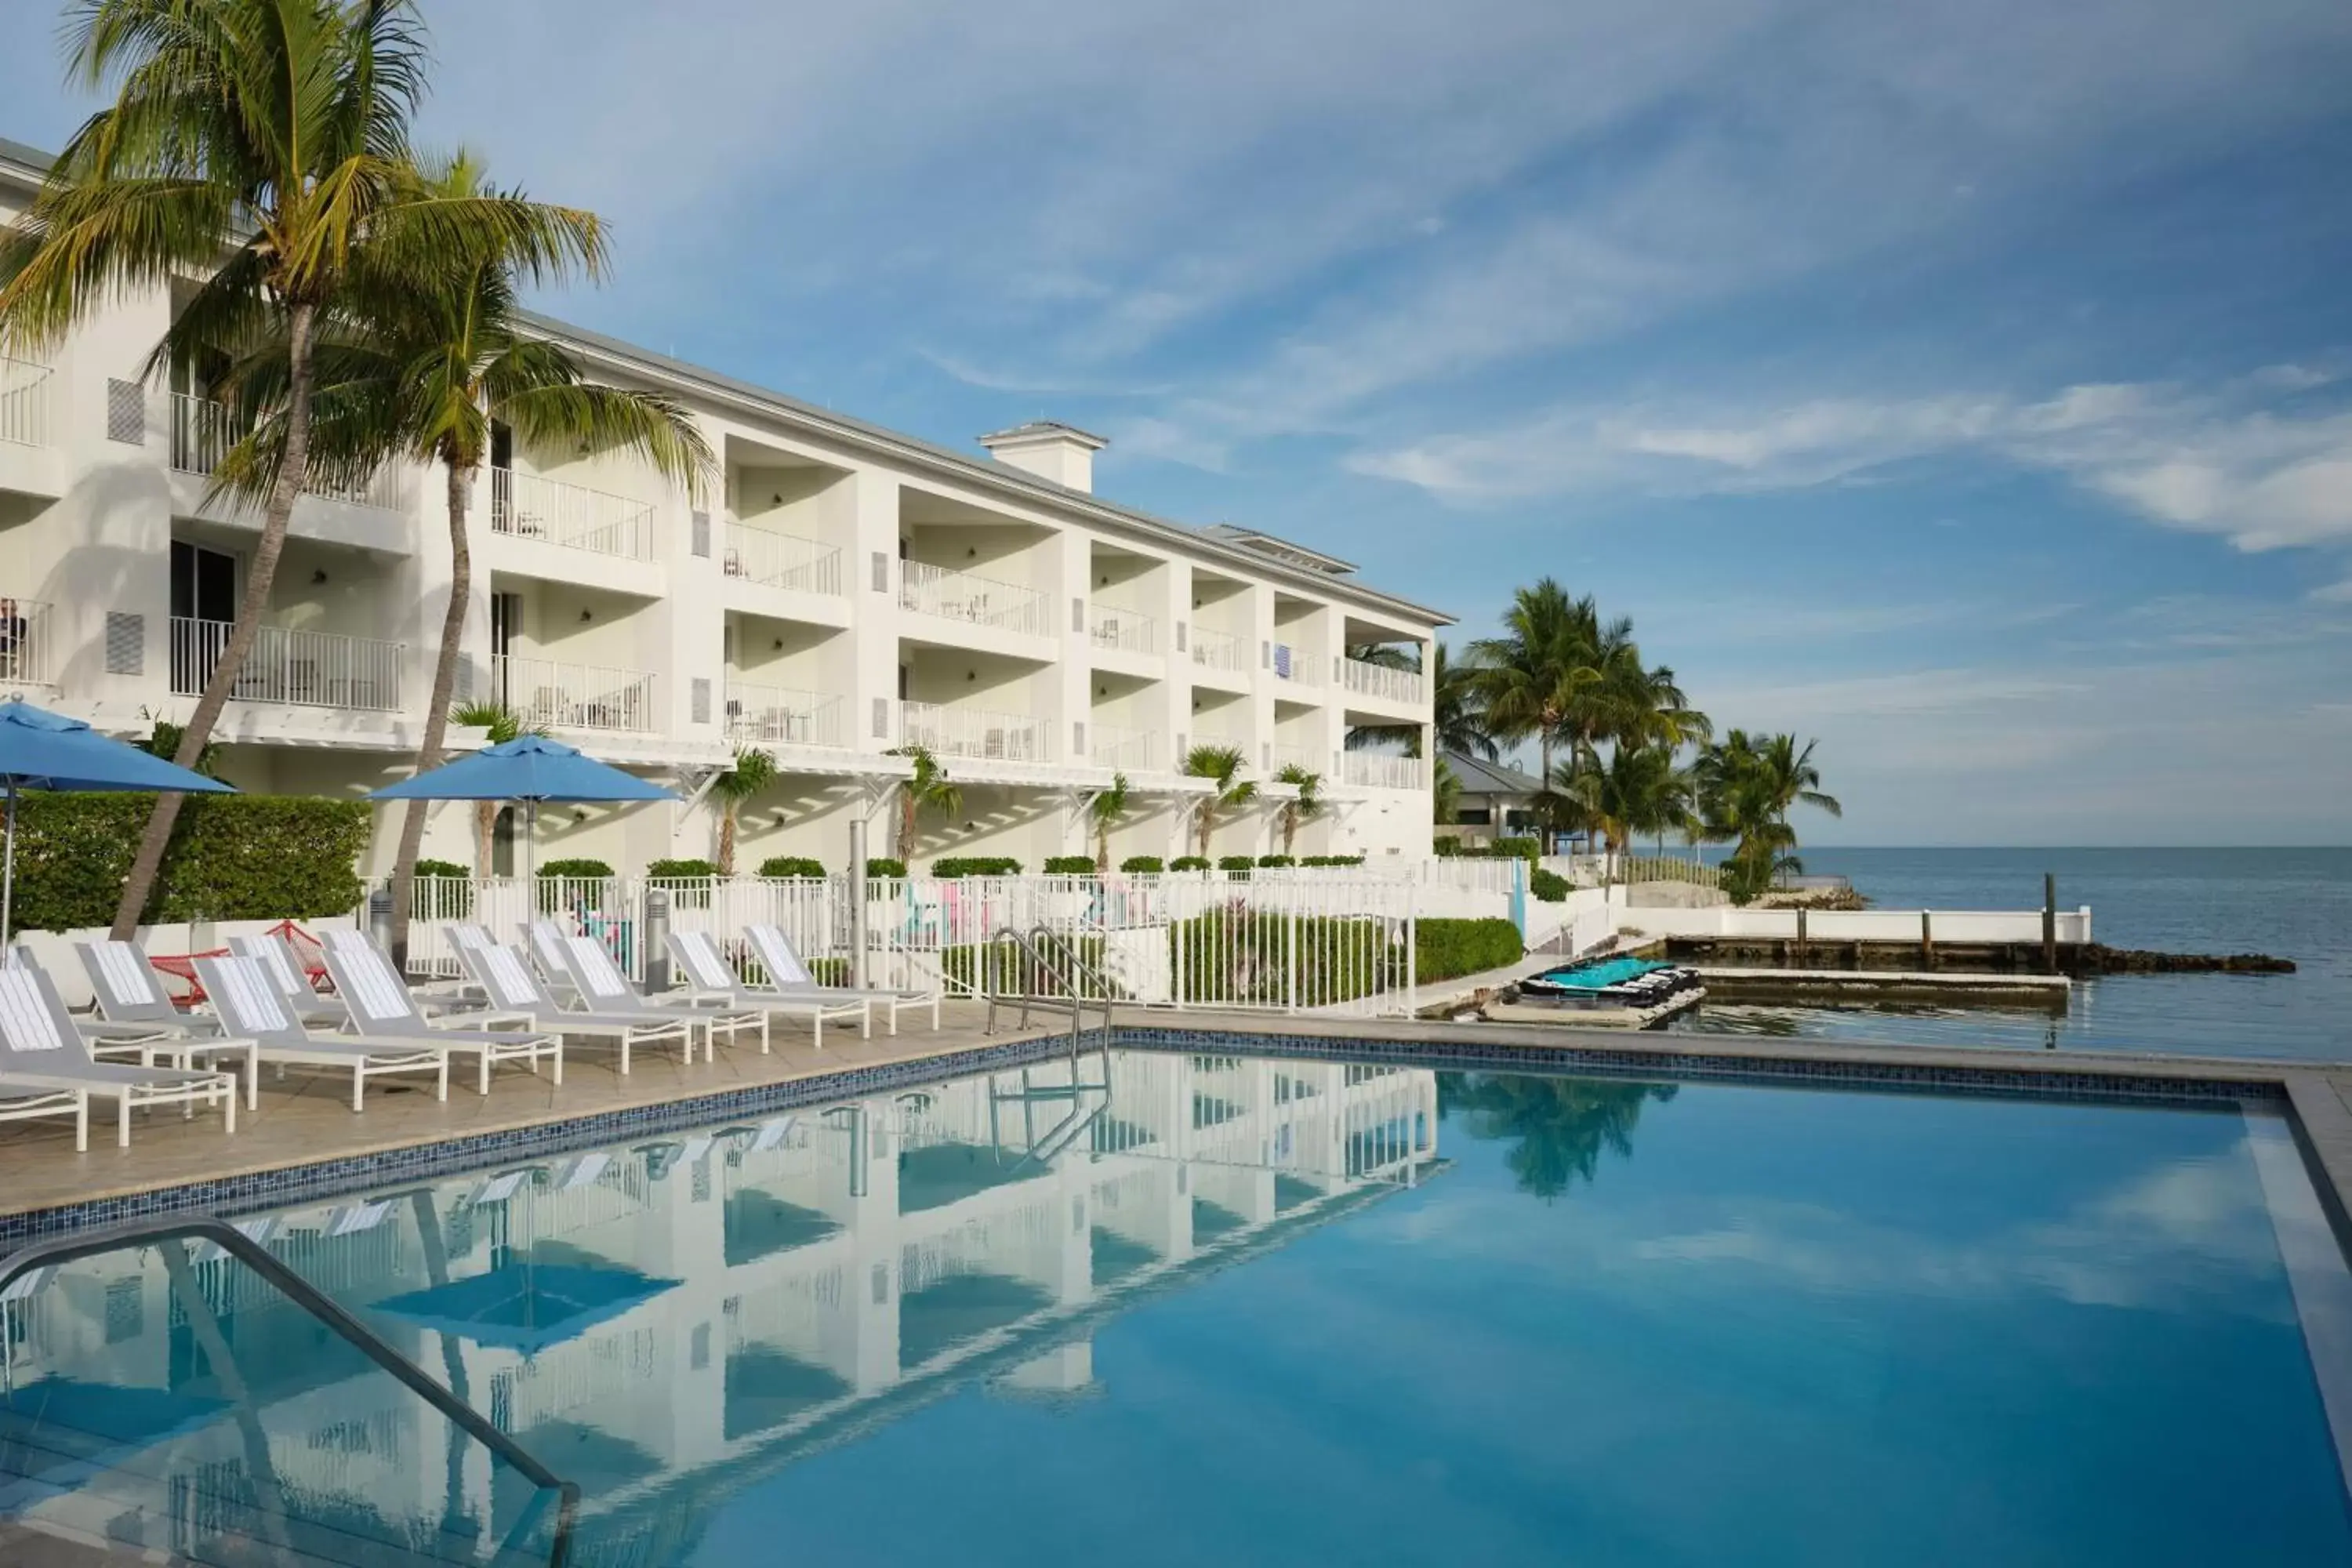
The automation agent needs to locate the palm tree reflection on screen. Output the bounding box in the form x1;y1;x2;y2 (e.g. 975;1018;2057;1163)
1443;1073;1677;1200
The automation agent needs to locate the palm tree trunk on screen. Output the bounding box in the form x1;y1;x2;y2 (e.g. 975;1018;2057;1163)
387;458;474;970
111;302;319;939
474;800;497;876
718;804;738;877
898;789;914;862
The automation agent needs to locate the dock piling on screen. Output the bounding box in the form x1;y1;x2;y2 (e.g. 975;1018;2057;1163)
2043;873;2058;975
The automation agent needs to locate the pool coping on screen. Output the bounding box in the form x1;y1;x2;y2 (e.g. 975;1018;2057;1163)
3;1010;2350;1256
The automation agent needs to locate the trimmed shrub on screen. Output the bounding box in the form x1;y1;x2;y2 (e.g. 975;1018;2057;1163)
9;794;375;931
1528;867;1570;902
864;857;908;879
1491;836;1541;862
933;856;1023;878
1120;855;1165;873
1169;911;1404;1007
757;856;826;879
1432;836;1462;857
1257;854;1294;868
1300;854;1365;867
1043;855;1097;874
1216;855;1256;873
646;858;717;880
413;858;469;880
939;935;1108;995
644;858;717;909
537;858;615;880
1415;917;1524;984
1171;855;1211;872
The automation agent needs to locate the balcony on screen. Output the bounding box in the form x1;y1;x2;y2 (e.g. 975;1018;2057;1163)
900;561;1047;637
1342;656;1425;706
1189;626;1246;673
724;523;840;596
1341;752;1426;791
490;468;655;560
0;597;56;686
900;700;1049;764
726;683;842;747
1269;742;1325;778
1270;641;1320;688
1091;723;1156;772
169;617;404;711
493;654;655;733
0;357;53;449
1087;604;1156;656
169;393;405;510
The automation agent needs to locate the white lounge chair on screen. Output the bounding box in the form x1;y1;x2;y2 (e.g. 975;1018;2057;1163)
670;929;889;1040
227;933;345;1029
458;940;695;1075
191;956;452;1112
0;967;237;1146
543;929;774;1054
317;927;510;1018
72;939;235;1054
313;941;558;1095
744;924;940;1032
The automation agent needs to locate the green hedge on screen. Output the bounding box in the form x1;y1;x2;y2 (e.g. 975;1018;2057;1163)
1300;854;1364;866
1416;917;1524;983
1171;855;1210;871
1257;855;1294;868
1490;837;1541;861
938;935;1107;994
1120;855;1165;873
1433;836;1462;857
414;858;468;879
1043;855;1096;875
537;858;615;879
865;857;907;879
1216;855;1255;873
757;856;826;879
646;858;717;880
933;856;1023;878
1529;867;1570;902
9;793;372;931
1169;911;1404;1007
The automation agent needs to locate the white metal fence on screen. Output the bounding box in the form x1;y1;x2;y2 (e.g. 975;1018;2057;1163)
898;561;1047;637
0;596;54;686
1087;604;1156;655
1341;752;1425;790
1189;626;1246;672
0;356;53;448
724;523;840;596
900;699;1049;763
1341;656;1425;705
725;683;841;746
1092;723;1156;771
490;467;656;559
494;653;655;733
167;392;404;509
169;617;405;710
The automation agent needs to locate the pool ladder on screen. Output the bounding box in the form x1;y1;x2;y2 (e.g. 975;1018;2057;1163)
982;924;1116;1051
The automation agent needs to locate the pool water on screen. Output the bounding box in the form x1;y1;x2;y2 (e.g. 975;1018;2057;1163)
5;1047;2348;1566
1533;956;1671;989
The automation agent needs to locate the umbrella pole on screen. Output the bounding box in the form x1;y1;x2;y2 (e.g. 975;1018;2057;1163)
2;781;14;953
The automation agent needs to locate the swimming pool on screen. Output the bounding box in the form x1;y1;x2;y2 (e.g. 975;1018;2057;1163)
3;1046;2347;1565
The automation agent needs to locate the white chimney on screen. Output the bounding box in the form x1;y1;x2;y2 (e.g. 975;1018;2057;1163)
978;421;1108;493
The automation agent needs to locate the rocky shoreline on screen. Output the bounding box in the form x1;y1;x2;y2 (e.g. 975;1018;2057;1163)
2073;945;2296;975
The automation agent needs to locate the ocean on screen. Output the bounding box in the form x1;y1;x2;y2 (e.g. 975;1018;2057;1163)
1663;847;2352;1062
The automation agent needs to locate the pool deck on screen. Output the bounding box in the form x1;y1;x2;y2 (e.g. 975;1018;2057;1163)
3;1002;2350;1247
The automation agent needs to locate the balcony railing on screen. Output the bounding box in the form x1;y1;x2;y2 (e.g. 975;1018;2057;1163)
490;467;655;560
1189;626;1246;673
724;523;840;596
494;653;655;732
1341;752;1426;791
900;561;1046;637
168;393;405;510
1087;604;1156;655
726;683;842;747
1269;742;1325;778
1270;641;1320;686
900;700;1050;764
1342;656;1425;705
0;597;56;685
0;357;53;449
1091;723;1156;772
169;617;404;711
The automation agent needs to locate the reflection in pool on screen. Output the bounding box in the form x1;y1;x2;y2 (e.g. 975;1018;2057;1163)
2;1048;2347;1567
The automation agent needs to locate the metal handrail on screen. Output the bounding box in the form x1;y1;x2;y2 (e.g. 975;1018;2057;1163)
0;1214;579;1567
981;927;1112;1048
1029;924;1116;1040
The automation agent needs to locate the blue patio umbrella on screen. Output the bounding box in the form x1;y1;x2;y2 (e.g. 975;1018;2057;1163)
366;735;678;883
0;699;236;947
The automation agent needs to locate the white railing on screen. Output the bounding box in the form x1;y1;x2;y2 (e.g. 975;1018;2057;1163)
490;467;656;560
0;597;55;686
725;523;840;596
1087;604;1156;655
400;869;1428;1016
0;357;53;448
493;653;655;732
900;699;1050;763
899;561;1047;637
168;616;403;710
1270;642;1320;687
1342;656;1425;706
725;683;842;747
1189;626;1246;673
1091;724;1155;772
1341;753;1425;791
1269;743;1325;778
167;392;404;510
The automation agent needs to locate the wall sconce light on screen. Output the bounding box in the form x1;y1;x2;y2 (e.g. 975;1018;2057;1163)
579;608;592;622
966;546;977;558
771;637;783;650
771;493;782;506
310;568;328;585
965;670;976;682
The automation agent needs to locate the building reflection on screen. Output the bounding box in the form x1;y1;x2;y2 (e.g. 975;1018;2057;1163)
0;1051;1441;1564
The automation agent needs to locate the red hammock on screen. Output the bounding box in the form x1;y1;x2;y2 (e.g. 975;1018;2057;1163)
145;919;331;1006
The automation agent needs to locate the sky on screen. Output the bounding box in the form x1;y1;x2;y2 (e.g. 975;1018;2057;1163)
4;0;2350;844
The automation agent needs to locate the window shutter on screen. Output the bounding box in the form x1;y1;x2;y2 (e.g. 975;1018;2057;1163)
106;381;145;445
104;612;144;674
871;551;890;593
1073;720;1086;755
691;510;711;557
1072;597;1085;634
690;678;711;724
872;697;890;739
1174;622;1186;653
1261;641;1271;669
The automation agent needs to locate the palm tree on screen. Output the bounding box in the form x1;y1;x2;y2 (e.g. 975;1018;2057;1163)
1272;764;1324;856
1555;743;1694;864
447;700;534;874
225;153;711;956
1090;771;1131;873
0;0;600;939
709;748;777;876
1446;1073;1679;1201
1467;580;1621;787
1182;744;1256;858
1696;731;1838;900
1430;641;1495;761
1432;755;1461;828
891;746;962;863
